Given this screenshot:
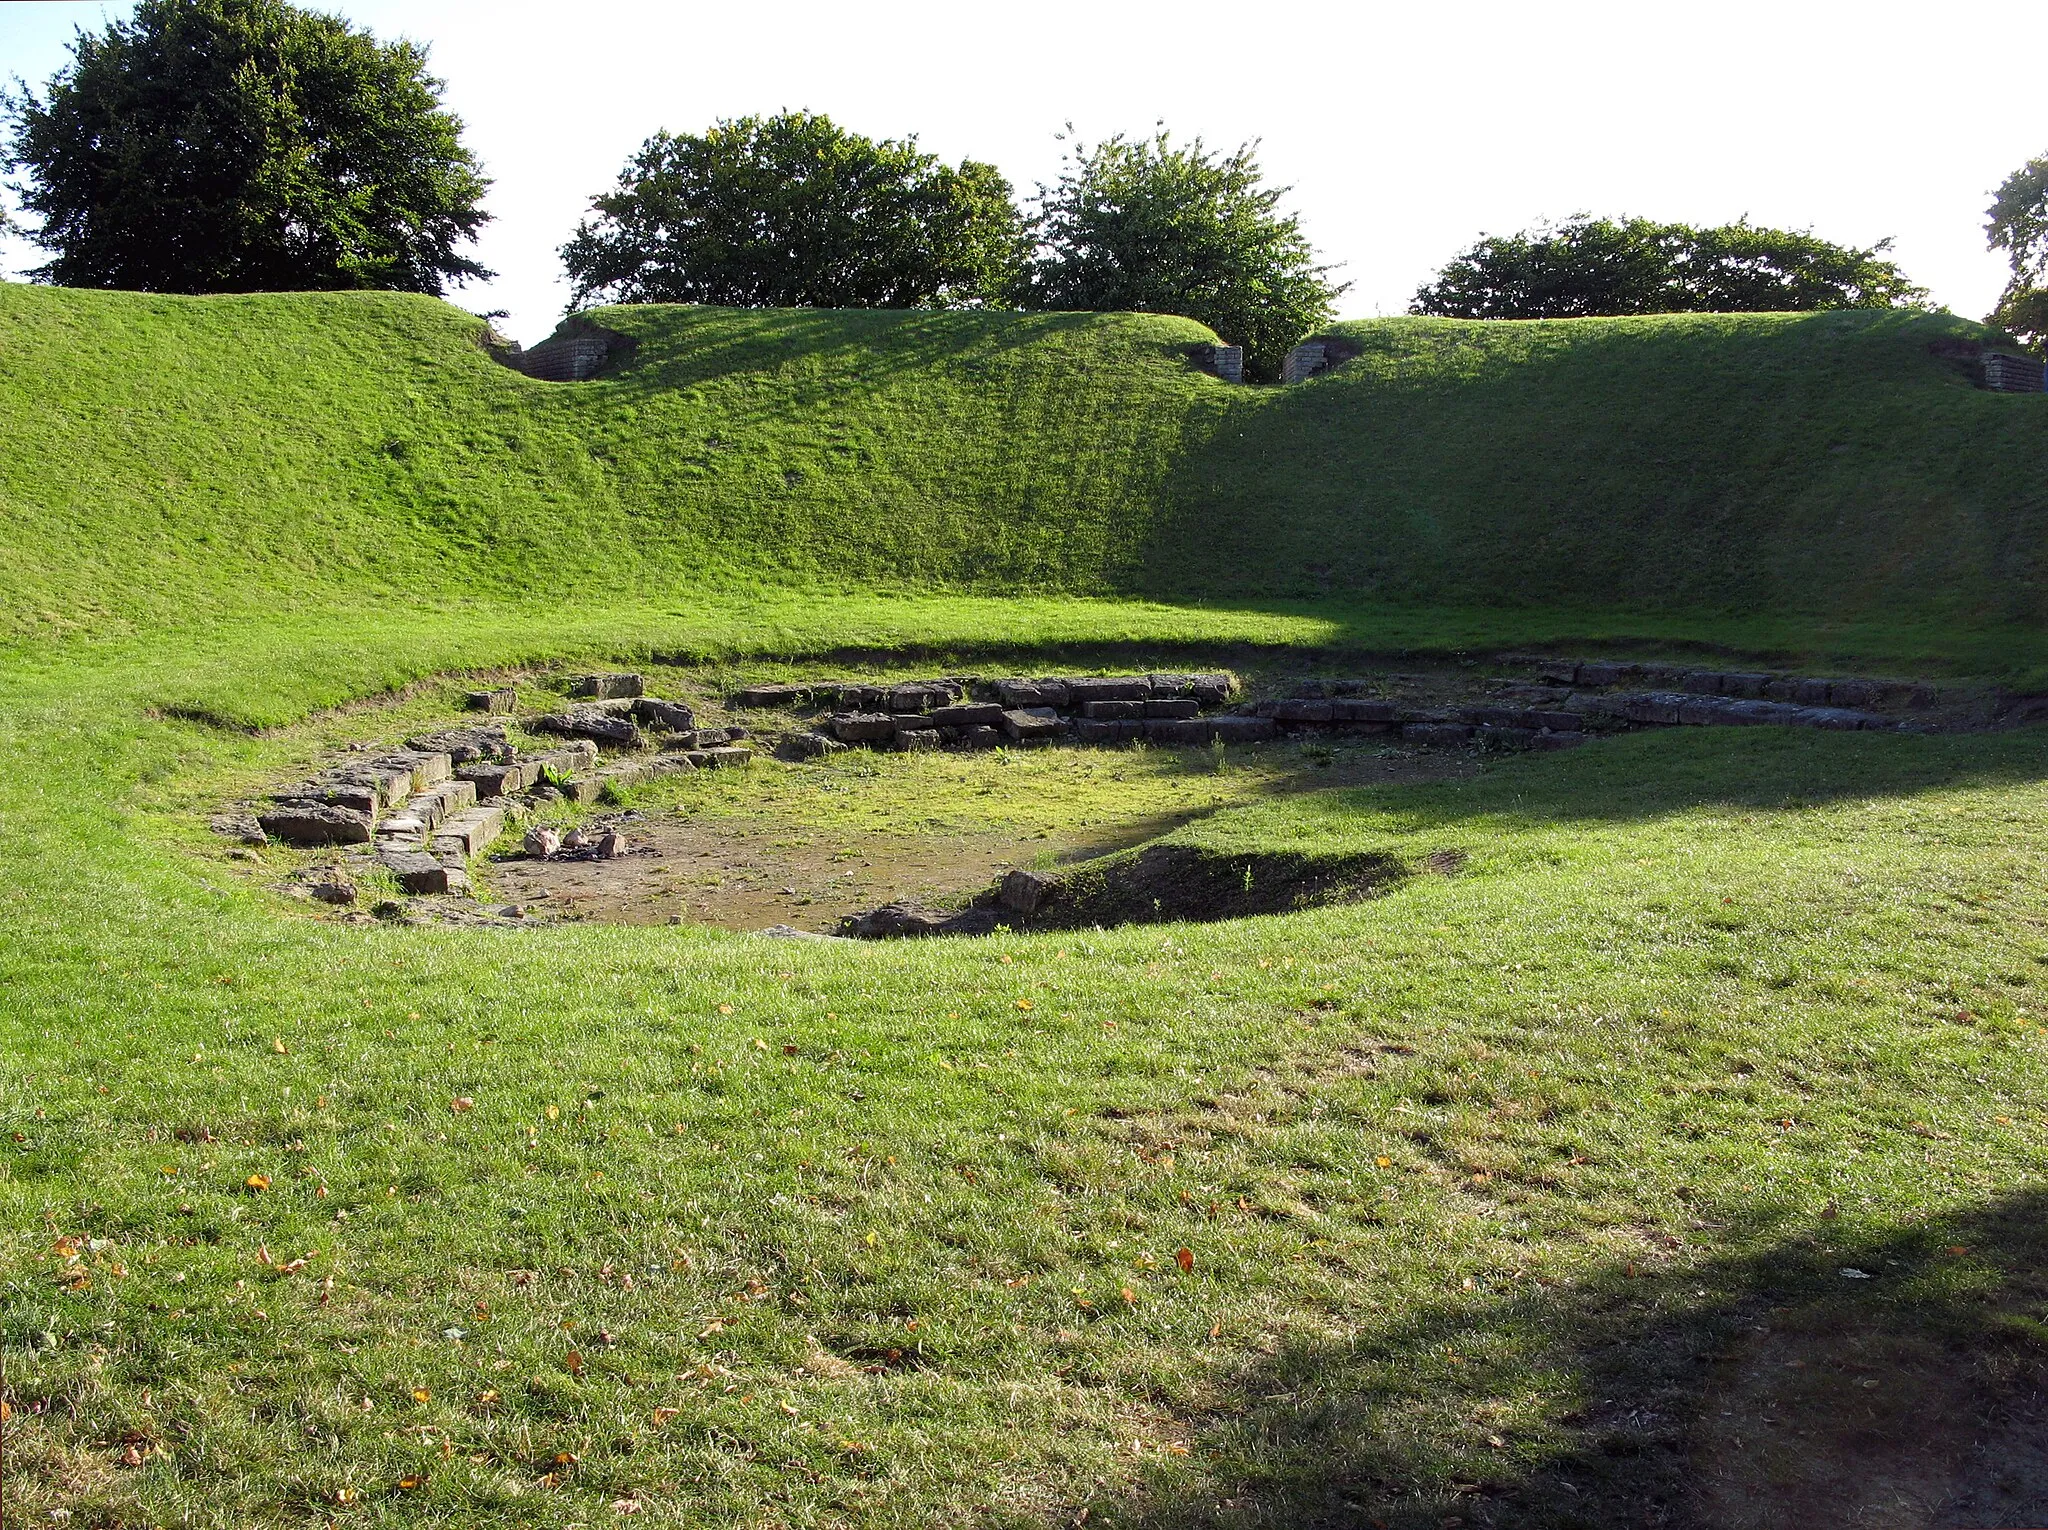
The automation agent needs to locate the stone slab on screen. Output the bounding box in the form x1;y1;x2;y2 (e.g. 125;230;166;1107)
1000;709;1064;742
533;709;642;748
569;672;644;699
1208;715;1277;743
730;684;808;708
463;687;518;714
703;746;754;768
892;730;942;752
1144;697;1200;719
831;712;897;743
928;702;1005;728
258;802;373;846
1273;698;1336;723
429;804;508;858
1064;676;1151;704
633;697;697;731
1073;719;1141;743
1144;718;1212;745
380;849;468;895
1333;698;1397;723
1081;699;1146;720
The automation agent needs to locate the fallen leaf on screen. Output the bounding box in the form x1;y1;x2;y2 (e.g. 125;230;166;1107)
245;1174;271;1192
412;1387;431;1402
119;1444;145;1467
272;1037;287;1055
652;1406;681;1426
477;1390;500;1406
612;1499;642;1514
450;1097;474;1114
565;1350;584;1375
1175;1247;1194;1274
396;1475;425;1491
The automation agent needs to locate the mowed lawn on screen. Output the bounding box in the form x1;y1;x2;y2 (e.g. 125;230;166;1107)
5;597;2048;1528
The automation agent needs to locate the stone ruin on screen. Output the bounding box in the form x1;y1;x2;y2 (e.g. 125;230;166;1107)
249;673;753;892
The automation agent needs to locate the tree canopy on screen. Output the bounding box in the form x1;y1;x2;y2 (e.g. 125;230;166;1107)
1987;154;2048;348
560;111;1025;310
3;0;490;295
1412;216;1924;320
1016;130;1342;379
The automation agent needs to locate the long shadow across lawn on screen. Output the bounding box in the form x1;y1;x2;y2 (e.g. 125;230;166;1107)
1093;1190;2048;1530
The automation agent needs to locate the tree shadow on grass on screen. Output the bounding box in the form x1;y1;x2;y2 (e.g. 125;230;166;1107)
1090;1191;2048;1530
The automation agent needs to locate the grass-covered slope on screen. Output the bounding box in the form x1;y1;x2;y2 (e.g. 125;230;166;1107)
3;285;2046;664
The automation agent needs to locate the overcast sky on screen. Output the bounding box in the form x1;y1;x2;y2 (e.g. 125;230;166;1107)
4;0;2045;345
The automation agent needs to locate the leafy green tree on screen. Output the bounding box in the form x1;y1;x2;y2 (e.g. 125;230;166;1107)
1412;216;1923;319
1987;154;2048;348
1017;130;1343;379
560;111;1025;310
4;0;490;295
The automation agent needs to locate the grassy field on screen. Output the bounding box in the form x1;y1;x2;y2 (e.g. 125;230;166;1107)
4;287;2048;1526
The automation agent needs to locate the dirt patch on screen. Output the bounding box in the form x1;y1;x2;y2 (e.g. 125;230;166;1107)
1692;1318;2048;1527
479;809;1199;932
471;743;1467;933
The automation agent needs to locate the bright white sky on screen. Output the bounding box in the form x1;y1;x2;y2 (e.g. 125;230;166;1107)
4;0;2045;345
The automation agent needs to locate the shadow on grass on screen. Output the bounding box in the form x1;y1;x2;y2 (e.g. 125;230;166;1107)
1091;1191;2048;1530
1197;723;2048;841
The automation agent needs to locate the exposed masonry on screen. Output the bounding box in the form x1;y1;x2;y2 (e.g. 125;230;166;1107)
249;676;753;891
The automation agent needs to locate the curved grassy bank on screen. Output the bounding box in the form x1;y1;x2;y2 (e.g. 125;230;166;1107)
3;286;2045;664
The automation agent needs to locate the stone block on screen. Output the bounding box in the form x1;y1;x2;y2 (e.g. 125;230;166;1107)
458;759;537;799
376;814;426;840
1793;679;1833;705
1574;663;1633;687
1273;698;1336;723
1532;730;1585;750
1208;715;1277;743
569;672;644;699
831;712;897;743
430;804;508;858
704;746;754;767
888;683;954;713
1536;662;1580;685
463;687;518;715
1144;697;1200;719
1064;676;1151;704
892;730;942;752
778;730;839;760
1528;710;1582;732
1144;718;1212;745
634;697;697;731
332;761;415;810
1081;698;1146;720
381;850;465;895
999;868;1056;914
289;780;381;815
928;702;1005;728
1000;709;1063;742
1761;678;1801;701
1791;707;1876;730
1333;698;1397;723
1478;725;1537;747
1677;699;1732;726
534;741;600;775
406;727;512;766
1073;718;1142;743
258;801;373;846
1402;722;1473;745
730;684;807;708
1827;679;1880;708
1720;673;1769;698
952;725;1003;751
533;709;642;748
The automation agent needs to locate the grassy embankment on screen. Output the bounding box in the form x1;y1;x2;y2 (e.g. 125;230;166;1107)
3;286;2048;1527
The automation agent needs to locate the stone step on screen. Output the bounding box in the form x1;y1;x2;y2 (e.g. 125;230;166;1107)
430;803;510;858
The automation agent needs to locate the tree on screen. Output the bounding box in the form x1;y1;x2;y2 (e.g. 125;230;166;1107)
560;112;1025;310
1017;130;1342;380
3;0;490;295
1987;154;2048;349
1412;216;1924;319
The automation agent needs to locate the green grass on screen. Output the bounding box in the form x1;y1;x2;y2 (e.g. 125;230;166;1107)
5;287;2048;1524
4;286;2047;673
